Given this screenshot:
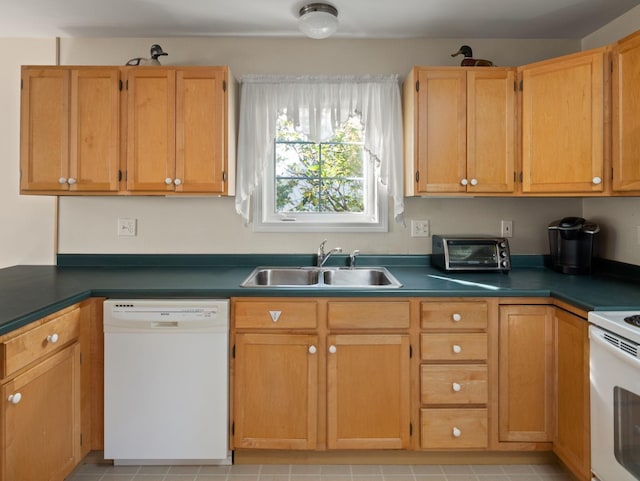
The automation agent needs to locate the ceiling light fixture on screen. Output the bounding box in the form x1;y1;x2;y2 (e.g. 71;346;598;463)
298;3;339;39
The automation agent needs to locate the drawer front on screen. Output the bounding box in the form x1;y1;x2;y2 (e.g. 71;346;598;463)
421;333;488;361
327;301;410;329
234;301;318;329
421;302;487;330
1;307;81;378
421;364;488;405
421;408;488;449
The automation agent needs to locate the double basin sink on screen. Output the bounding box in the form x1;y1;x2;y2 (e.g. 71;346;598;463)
241;266;403;288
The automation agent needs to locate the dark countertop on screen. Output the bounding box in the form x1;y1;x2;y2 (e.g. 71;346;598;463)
1;254;640;336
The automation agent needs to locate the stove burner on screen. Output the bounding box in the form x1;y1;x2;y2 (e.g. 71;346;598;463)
624;315;640;327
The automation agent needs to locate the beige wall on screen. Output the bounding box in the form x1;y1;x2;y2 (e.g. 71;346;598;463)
57;36;581;256
580;6;640;265
0;39;57;268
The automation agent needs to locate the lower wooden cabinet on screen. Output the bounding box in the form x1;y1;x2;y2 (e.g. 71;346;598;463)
233;332;319;450
1;344;80;481
498;305;554;443
553;308;590;481
327;334;410;449
232;298;411;450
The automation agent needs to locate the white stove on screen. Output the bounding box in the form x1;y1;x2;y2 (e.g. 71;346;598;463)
588;310;640;481
589;310;640;344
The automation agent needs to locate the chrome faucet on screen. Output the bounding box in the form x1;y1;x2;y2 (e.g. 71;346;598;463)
349;250;360;269
317;240;342;268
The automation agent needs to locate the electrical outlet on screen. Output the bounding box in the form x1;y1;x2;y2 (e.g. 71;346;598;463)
117;218;137;237
411;220;430;237
501;220;513;238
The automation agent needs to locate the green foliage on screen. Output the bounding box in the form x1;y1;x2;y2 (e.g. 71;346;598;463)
275;114;365;213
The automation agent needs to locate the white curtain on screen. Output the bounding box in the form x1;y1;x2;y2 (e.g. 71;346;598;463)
235;74;404;225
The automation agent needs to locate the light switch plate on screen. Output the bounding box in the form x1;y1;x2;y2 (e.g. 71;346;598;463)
117;218;137;237
411;220;430;237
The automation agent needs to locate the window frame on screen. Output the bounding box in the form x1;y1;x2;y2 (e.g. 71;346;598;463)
253;129;387;232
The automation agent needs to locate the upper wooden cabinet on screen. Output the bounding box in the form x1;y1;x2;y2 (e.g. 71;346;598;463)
519;49;605;194
20;65;235;196
403;67;516;195
20;67;120;193
126;67;232;194
612;30;640;192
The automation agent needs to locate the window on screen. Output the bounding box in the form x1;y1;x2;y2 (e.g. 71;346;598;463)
236;75;404;232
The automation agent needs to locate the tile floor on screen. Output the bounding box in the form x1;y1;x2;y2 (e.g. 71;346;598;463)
65;463;579;481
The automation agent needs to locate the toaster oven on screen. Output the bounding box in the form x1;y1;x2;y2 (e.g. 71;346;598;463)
431;235;511;273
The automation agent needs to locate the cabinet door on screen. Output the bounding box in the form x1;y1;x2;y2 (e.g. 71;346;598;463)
414;69;467;193
126;69;176;191
1;343;80;481
233;333;318;449
499;305;553;442
520;50;605;193
554;309;590;481
327;334;410;449
176;68;228;194
467;69;516;193
69;69;120;192
20;68;70;192
612;31;640;191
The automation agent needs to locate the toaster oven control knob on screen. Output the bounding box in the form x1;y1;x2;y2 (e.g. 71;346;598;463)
592;176;602;185
452;313;461;322
500;252;507;257
460;178;468;186
500;242;506;248
501;260;508;267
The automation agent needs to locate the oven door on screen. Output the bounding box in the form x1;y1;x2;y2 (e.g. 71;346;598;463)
590;325;640;481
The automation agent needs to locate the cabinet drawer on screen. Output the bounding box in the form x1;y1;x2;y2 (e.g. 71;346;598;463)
421;364;488;405
421;333;487;361
421;408;488;449
1;307;81;378
327;301;410;329
421;302;487;330
234;300;318;329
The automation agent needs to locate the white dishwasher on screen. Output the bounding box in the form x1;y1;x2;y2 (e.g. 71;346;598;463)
103;299;230;465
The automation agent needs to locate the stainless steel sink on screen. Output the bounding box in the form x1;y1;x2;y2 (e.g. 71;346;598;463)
322;268;402;287
240;267;320;287
240;267;402;288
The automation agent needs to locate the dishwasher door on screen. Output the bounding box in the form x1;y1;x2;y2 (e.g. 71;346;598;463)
103;299;230;465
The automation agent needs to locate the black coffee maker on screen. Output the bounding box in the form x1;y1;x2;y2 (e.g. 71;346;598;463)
548;217;600;274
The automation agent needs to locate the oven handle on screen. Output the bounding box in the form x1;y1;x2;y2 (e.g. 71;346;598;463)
590;325;640;369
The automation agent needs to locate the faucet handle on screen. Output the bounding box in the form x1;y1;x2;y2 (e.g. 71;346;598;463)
349;250;360;268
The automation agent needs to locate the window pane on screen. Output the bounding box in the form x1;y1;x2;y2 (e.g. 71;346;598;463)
274;114;365;216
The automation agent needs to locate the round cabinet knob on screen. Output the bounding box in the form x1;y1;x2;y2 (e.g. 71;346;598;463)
592;176;602;185
58;177;67;184
329;345;337;354
7;393;22;405
308;345;317;354
174;178;182;186
452;313;462;322
452;427;461;438
452;344;462;354
47;333;59;343
67;177;77;185
452;382;461;392
460;178;469;186
470;178;478;186
165;178;173;185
